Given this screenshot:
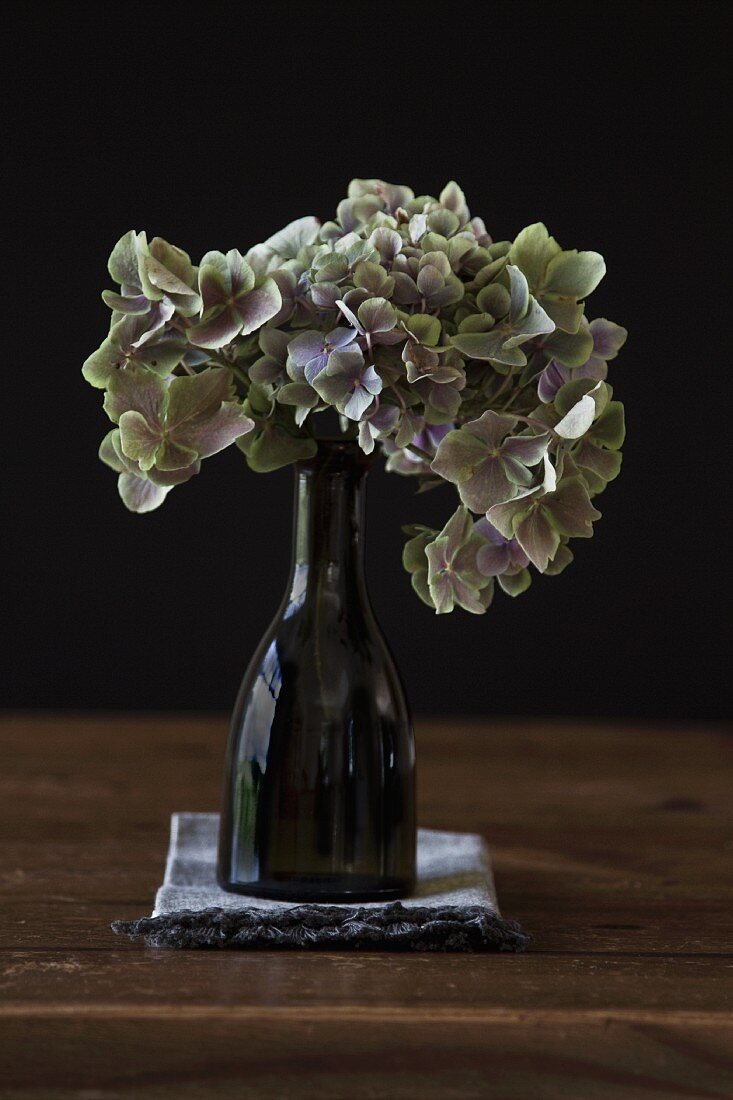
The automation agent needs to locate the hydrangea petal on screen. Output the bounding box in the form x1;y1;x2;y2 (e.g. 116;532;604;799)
187;305;242;349
104;367;167;426
476;541;511;576
537;360;568;403
197;264;232;310
342;387;374;420
508;223;561;290
118;410;162;470
502;432;550;466
554;394;596;439
369;228;402;263
459;457;517;512
246;216;320;274
358;297;397;334
545;250;606;298
108;230;142;287
143;255;198;298
288;329;327;368
514;507;561;572
590;318;628;359
237;279;282;335
118;473;171;513
546;477;601;537
498;568;532;596
361;364;383;396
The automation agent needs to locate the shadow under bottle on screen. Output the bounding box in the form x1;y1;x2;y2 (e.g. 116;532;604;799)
217;439;416;901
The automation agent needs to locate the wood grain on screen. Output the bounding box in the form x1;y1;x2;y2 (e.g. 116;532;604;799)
1;712;731;1097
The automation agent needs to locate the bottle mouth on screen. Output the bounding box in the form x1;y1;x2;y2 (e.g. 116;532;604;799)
299;436;375;471
314;436;360;451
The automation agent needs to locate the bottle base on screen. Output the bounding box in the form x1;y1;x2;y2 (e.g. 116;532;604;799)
217;872;415;903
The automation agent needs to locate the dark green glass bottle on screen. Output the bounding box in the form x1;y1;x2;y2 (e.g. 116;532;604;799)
217;439;416;901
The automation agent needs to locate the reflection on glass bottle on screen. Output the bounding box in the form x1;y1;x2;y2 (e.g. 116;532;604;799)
218;440;416;901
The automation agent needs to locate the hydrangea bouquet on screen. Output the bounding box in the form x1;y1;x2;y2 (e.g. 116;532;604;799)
83;178;626;614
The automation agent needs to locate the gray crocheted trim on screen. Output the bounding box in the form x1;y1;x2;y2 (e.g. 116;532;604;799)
112;901;530;952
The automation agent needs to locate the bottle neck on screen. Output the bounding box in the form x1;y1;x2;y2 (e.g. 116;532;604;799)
286;441;372;612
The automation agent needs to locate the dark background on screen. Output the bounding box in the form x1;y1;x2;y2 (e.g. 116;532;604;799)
4;3;729;719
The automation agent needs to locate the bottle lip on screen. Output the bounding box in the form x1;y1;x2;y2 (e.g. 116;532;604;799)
297;437;375;472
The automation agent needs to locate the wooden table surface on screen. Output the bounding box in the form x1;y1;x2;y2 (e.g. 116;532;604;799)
1;713;731;1098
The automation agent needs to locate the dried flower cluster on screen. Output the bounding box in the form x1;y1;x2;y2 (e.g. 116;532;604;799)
84;178;626;613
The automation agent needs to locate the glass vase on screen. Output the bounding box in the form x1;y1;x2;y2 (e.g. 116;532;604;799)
217;439;416;901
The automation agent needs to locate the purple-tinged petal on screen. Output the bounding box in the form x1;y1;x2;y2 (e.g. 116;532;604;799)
130;299;176;346
391;272;421;304
225;250;254;297
470;217;492;247
545;478;601;538
304;354;329;385
102;289;149;314
198;250;231;282
448;575;487;615
589;318;628;360
460;457;517;512
361;364;383;396
342;386;375;421
508;540;529;569
422;422;453;451
310;282;342;309
576;356;609;383
439;181;469;218
369;227;402;263
474;516;507;546
118;472;171;513
155;437;201;472
288;330;327;368
198;264;231;311
245;216;320;274
416;265;444;298
440;507;474;562
502;432;550;466
175;402;254;459
235;280;282;335
374;328;407;346
147;460;201;487
328;326;360;349
486;487;537;540
514;507;561;573
476;541;511;576
466;410;518;449
370;404;399;433
187;305;241;349
537;359;569;403
103;367;167;427
404;344;441;383
266;269;297;326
